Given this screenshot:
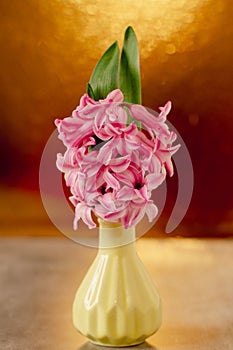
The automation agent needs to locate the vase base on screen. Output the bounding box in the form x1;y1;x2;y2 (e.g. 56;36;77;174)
89;339;146;348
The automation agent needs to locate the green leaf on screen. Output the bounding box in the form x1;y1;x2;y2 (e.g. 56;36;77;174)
88;41;120;100
86;83;96;100
120;26;142;105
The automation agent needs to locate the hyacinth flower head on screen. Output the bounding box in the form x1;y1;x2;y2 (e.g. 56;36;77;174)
55;27;180;230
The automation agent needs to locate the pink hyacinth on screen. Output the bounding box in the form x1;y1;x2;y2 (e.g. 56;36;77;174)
55;89;125;148
55;89;180;230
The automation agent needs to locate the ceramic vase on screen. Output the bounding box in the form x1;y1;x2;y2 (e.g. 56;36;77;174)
73;220;161;346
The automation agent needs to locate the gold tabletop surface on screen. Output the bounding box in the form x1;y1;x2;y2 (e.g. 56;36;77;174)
0;237;232;350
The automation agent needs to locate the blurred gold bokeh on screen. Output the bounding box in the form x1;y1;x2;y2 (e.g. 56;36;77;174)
0;0;232;236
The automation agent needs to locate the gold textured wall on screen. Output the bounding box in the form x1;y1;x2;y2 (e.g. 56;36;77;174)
0;0;232;236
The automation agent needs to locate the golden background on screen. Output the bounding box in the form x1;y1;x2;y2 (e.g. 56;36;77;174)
0;0;232;237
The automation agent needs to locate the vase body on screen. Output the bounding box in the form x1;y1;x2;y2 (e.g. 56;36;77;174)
73;221;161;347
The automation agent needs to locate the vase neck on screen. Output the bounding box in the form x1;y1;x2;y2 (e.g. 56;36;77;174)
98;222;136;249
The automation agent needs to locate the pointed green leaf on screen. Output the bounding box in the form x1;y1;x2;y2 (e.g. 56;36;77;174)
86;83;96;100
120;26;142;105
88;41;120;100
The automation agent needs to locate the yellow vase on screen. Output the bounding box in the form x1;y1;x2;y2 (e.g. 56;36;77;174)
73;220;161;347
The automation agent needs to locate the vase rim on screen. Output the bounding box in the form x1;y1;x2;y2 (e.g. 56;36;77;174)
98;218;122;229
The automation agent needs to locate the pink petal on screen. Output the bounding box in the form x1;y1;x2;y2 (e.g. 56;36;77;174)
82;206;96;229
146;202;158;222
56;117;94;148
122;207;132;228
146;172;166;190
123;122;138;135
130;105;170;136
73;202;83;230
85;190;98;204
54;118;61;127
135;130;155;149
57;148;81;171
104;207;127;222
116;186;135;201
65;170;78;188
94;107;106;130
109;156;131;173
80;104;102;118
73;203;96;230
78;93;97;111
129;205;146;227
130;104;159;126
114;168;136;187
116;138;129;155
95;167;105;189
168;143;181;156
94;127;112;140
94;204;109;218
105;89;124;102
69;195;78;207
85;162;101;177
97;138;117;164
159;101;172;116
99;193;116;211
115;106;128;124
135;185;148;201
106;123;123;136
56;153;65;172
103;169;120;190
165;158;174;177
72;173;85;200
148;155;161;173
